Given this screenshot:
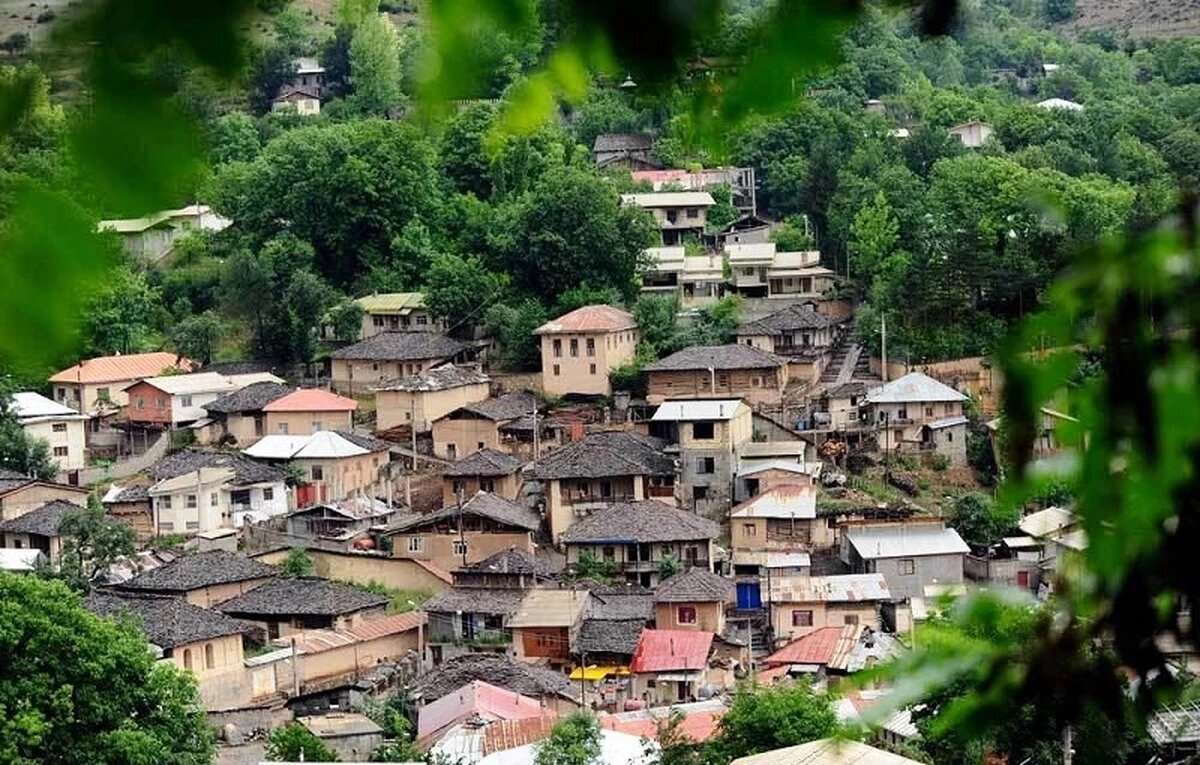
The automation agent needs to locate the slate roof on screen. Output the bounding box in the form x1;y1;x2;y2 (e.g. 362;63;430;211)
373;364;489;392
737;305;834;336
561;501;719;544
216;577;388;617
85;591;252;649
456;392;537;422
203;381;292;414
534;305;638;335
116;550;278;593
653;568;734;603
330;332;465;362
593;133;653;153
588;585;655;620
415;652;575;703
578;619;646;655
643;344;785;372
382;492;541;534
459;548;549;577
532;431;673;480
423;586;526;616
443;448;524;477
0;499;81;537
0;469;34;494
150;449;289;485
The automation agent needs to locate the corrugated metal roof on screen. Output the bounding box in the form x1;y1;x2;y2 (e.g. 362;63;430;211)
135;372;283;396
345;611;426;641
629;629;713;673
12;392;87;421
736;460;822;479
356;292;426;314
244;431;386;460
508;589;589;628
533;305;637;335
1018;506;1075;538
731;738;926;765
732;550;811;569
651;399;745;422
844;525;969;560
417;681;553;740
767;574;891;603
770;250;821;269
263;388;358;412
620;192;715;208
731;484;817;519
763;626;846;667
599;699;726;743
926;415;968;430
49;351;192;384
864;372;968;404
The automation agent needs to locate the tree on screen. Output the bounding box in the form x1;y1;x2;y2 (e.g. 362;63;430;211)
57;497;137;591
633;295;681;356
266;722;340;762
572;551;618;584
1044;0;1076;22
79;266;163;356
705;183;739;231
0;573;214;763
707;683;837;762
534;714;602;765
423;253;509;332
949;492;1017;548
1;32;30;56
327;298;365;342
248;43;297;114
209;112;261;165
440;102;499;198
769;215;814;251
849;191;899;283
349;11;403;116
169;311;225;364
0;388;56;480
485;299;548;371
279;547;315;577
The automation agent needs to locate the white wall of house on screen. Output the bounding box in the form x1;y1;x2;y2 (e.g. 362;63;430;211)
22;418;87;472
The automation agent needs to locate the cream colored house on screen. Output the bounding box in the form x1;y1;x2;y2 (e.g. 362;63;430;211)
146;449;290;534
262;388;357;435
48;351;193;413
98;205;232;264
534;305;640;397
650;398;752;515
0;472;87;523
355;292;443;338
329;332;467;395
432;392;537;461
620;192;715;246
373;365;490;433
948;120;994;148
243;430;392;506
113;549;277;607
766;573;891;645
12;392;88;473
652;567;734;634
271;86;321;115
443;448;524;505
0;499;82;564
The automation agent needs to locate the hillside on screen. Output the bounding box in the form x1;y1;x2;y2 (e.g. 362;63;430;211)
1067;0;1200;38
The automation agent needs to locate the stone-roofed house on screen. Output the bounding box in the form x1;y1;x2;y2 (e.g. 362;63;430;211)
101;483;153;542
146;448;291;533
509;588;591;668
453;548;554;589
113;549;279;607
0;499;86;564
202;381;292;446
577;586;653;667
534;305;640;398
380;492;541;574
0;470;87;524
532;431;677;542
644;344;789;406
561;500;720;587
864;372;970;466
424;585;527;664
284;496;400;542
242;430;392;506
415;652;580;714
330;332;470;395
373;364;490;432
216;576;389;638
443;448;525;505
653;568;735;634
736;304;841;383
86;590;255;710
592;133;656;170
432;392;538;461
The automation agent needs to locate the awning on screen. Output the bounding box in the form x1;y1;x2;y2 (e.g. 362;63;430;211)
656;672;702;682
569;665;630;681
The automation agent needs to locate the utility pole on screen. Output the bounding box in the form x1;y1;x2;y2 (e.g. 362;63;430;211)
456;488;467;567
405;398;416;508
579;648;587;708
880;314;888;384
531;404;540;461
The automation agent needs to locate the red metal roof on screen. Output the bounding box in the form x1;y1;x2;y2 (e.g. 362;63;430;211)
629;629;714;673
345;611;426;641
533;305;637;335
762;626;850;667
417;680;555;740
599;707;724;742
482;716;559;755
49;352;192;384
263;388;358;412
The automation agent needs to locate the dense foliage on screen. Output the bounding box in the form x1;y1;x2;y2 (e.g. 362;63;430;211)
534;714;603;765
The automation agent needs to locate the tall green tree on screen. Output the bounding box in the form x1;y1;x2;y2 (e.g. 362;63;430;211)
168;311;225;365
849;190;900;284
0;388;56;481
534;714;602;765
57;497;136;591
79;266;164;356
349;11;403;116
266;722;339;762
423;253;509;331
706;683;837;762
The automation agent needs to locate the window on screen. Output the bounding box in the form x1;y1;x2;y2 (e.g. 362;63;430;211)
925;406;934;417
751;376;762;387
844;614;860;626
480;479;495;492
946;431;954;442
477;441;485;450
312;421;322;431
553;339;562;357
692;486;708;501
570;339;579;357
408;537;424;552
692;421;715;440
180;395;193;407
374;316;384;327
452;479;465;495
136;396;145;411
552;364;560;376
157;396;167;408
589;363;597;375
263;487;274;501
311;465;324;481
278;423;289;434
210;492;219;507
696;457;715;474
898;559;915;575
453;540;468;556
158;522;175;532
897;408;908;420
586;338;595;356
677;606;697;624
743;522;757;537
447;444;457;460
602;546;615;560
792;610;814;627
182;648;193;670
600;481;613;498
159;496;172;510
186;494;197;509
666;210;678;223
52;423;67;433
186;521;199;530
944;402;955;415
417;315;428;326
53;446;68;457
686;207;699;219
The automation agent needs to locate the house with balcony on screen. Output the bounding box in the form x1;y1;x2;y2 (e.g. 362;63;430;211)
736;304;840;383
125;372;285;429
0;499;82;565
649;399;752;515
639;249;725;309
432;392;538;461
765;250;835;299
620;191;715;246
509;588;591;669
353;292;444;338
535;305;640;398
329;332;469;395
561;500;719;587
145;449;290;533
243;430;392;506
863;372;970;465
644;344;789;406
765;573;891;645
531;431;677;541
726;243;775;297
443;448;525;506
640;246;685;296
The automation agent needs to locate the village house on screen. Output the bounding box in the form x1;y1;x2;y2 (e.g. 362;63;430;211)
284;496;399;542
508;588;591;669
621;191;714;246
649;398;752;514
841;522;969;600
290;56;325;92
863;372;970;466
0;499;82;564
985;406;1081;465
823;381;870;430
216;576;389;639
535;305;640;398
726;244;835;300
713;212;776;249
736;304;840;383
414;652;582;716
0;548;46;573
443;448;525;505
454;548;554;589
644;344;789;406
262;388;357;435
11;392;88;473
0;469;87;522
201;380;292;446
766;573;892;645
592;133;656;170
631;167;757;212
576;585;655;672
432;392;537;461
733;445;823;502
271;85;321;115
373;364;490;433
947;120;995;148
561;500;720;587
330;332;468;395
416;680;556;748
86;590;254;710
243;430;392;506
353;292;444;339
760;622;905;686
100;484;152;542
730;484;828;555
144;449;290;533
629;629;715;706
380;491;541;573
653;568;735;634
49;351;193;413
112;549;278;607
640;246;685;297
639;248;726;308
532;431;677;541
124;371;285;429
424;585;526;664
98;205;231;264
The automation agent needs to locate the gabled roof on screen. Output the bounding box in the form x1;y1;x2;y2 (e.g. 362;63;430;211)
150;448;289;485
644;344;785;372
263;388;357;413
630;629;713;673
653;568;734;603
508;589;590;628
454;392;537;422
593;133;653;153
203;381;292;414
578;619;647;656
216;577;388;617
415;653;575;703
0;499;81;536
49;351;192;384
1036;97;1083;111
356;292;426;314
534;305;638;335
85;591;252;649
532;431;673;480
443;448;525;477
373;364;489;392
10;392;86;421
766;574;891;603
130;371;283;396
424;586;526;616
458;548;549;577
417;680;552;741
561;500;719;544
1018;506;1075;538
731;485;817;520
864;372;968;404
588;586;655;620
763;626;846;667
651;399;746;422
116;550;278;592
737;304;834;336
329;332;464;362
621;192;715;208
242;430;390;460
844;525;969;560
730;739;925;765
382;492;541;534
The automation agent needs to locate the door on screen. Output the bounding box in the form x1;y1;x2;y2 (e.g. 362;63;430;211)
736;582;762;610
1016;570;1030;589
